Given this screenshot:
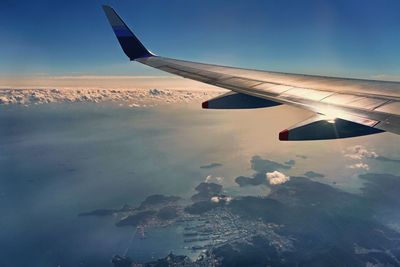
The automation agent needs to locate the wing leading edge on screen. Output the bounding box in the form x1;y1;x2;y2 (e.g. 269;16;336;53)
103;5;400;141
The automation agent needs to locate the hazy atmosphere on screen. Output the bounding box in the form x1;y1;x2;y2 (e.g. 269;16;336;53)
2;102;400;266
1;1;400;267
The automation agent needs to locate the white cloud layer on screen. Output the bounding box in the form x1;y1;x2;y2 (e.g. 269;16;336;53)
266;171;290;185
0;88;220;106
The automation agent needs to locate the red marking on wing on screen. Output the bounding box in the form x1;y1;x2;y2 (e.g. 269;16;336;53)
202;101;209;109
279;129;289;141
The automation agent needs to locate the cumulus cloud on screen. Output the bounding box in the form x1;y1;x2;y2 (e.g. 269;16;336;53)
343;145;383;172
205;175;224;184
210;196;233;204
343;145;378;160
266;171;290;185
348;163;370;170
210;196;220;203
235;156;291;187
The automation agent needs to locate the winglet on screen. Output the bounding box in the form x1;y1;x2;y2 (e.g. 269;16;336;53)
102;5;153;60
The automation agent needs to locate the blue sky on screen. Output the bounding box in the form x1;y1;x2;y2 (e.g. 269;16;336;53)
1;0;400;79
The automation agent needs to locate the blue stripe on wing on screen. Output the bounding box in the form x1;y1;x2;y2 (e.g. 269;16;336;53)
113;27;133;37
103;5;153;60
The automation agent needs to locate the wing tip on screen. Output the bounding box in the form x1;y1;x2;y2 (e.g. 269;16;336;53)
102;5;153;60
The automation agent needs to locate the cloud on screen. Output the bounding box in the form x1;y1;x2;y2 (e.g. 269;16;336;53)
0;88;220;106
210;196;220;203
347;163;370;170
341;145;400;172
343;145;400;164
205;175;224;184
343;145;378;160
266;171;290;185
235;156;291;187
210;196;233;204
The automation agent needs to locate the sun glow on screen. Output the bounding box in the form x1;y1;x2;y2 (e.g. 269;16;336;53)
325;116;337;124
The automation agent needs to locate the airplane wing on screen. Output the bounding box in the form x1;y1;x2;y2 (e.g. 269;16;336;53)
103;5;400;141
